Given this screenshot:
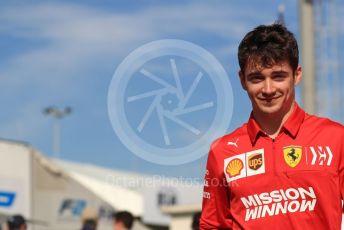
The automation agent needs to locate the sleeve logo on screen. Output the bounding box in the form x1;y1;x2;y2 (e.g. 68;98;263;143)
283;146;302;168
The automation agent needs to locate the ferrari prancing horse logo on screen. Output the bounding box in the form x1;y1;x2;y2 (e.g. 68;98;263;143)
283;146;302;167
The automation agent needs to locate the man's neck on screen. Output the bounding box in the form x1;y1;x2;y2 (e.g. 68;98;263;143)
253;102;295;139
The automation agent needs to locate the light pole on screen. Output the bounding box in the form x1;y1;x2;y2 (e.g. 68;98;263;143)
299;0;316;115
43;106;72;159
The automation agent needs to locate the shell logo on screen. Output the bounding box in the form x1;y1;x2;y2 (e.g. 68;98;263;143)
226;158;244;177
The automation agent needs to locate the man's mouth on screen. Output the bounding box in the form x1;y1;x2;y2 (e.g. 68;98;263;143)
258;96;281;103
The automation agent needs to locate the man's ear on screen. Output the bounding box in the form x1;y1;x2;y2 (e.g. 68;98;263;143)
239;70;247;90
294;65;302;86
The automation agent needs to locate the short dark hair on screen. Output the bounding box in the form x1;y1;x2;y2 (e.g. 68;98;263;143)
113;211;134;229
238;24;299;73
7;214;26;230
81;219;97;230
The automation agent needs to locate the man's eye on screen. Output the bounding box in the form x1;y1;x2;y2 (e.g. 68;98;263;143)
249;77;263;83
273;75;286;81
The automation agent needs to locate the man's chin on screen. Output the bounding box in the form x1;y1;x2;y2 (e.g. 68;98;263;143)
256;103;282;115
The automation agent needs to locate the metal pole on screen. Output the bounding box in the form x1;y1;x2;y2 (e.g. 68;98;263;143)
43;106;71;159
329;0;341;122
299;0;316;114
53;119;60;159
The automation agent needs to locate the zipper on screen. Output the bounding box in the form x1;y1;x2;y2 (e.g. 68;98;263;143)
272;138;276;175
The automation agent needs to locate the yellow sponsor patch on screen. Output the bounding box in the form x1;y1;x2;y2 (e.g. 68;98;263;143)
226;158;244;177
283;146;302;168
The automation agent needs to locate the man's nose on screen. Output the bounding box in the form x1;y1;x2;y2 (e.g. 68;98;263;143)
262;79;276;95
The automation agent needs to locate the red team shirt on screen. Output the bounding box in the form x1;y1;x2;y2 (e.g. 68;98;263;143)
200;104;344;229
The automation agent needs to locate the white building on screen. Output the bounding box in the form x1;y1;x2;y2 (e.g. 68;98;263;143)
0;139;203;230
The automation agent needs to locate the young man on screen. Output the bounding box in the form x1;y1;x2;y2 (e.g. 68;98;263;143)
200;24;344;229
112;211;134;230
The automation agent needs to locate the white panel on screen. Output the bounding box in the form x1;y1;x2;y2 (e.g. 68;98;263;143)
0;141;31;219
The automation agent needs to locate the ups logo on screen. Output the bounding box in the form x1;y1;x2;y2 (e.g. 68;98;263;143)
248;153;263;170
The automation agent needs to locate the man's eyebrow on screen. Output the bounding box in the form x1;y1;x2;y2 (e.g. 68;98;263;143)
246;71;262;77
271;70;289;75
246;70;289;77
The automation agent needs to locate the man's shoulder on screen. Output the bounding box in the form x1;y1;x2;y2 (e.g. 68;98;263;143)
304;113;344;132
210;123;248;151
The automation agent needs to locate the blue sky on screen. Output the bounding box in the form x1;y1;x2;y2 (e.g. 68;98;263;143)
1;0;343;179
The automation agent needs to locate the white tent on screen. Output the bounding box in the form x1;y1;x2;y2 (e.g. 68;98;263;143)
68;171;142;216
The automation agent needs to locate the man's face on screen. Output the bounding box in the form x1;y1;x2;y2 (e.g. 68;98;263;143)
239;60;302;116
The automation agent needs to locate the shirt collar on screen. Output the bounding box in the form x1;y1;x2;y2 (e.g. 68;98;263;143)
247;103;305;144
